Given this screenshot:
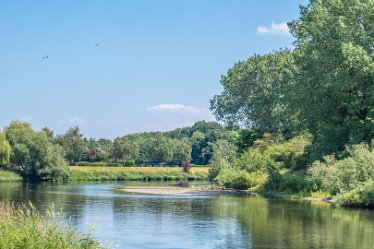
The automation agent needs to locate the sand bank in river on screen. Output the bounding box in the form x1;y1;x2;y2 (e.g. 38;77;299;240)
121;186;241;196
121;187;335;204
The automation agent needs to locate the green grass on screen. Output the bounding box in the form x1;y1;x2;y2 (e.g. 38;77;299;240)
69;166;210;182
0;201;102;249
0;170;22;182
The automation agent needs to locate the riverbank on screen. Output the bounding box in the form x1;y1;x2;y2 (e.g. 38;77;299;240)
0;201;102;249
0;170;22;182
69;166;209;181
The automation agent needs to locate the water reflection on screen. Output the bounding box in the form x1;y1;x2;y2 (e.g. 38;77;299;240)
0;182;373;249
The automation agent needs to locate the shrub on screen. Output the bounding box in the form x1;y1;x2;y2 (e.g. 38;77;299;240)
235;149;278;173
82;147;108;162
278;171;313;193
214;167;237;188
264;166;282;191
336;180;374;208
182;161;191;173
229;171;267;190
308;144;374;206
209;154;231;181
227;171;252;190
308;155;337;191
331;144;374;195
210;149;275;190
252;133;311;169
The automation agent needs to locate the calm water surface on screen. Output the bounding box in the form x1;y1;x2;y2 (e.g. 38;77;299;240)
0;182;373;249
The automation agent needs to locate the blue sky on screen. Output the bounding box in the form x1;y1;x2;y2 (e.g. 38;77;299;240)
0;0;308;139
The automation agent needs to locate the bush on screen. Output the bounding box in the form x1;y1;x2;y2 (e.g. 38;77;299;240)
264;166;282;191
228;171;267;190
0;170;22;182
210;149;275;190
252;133;311;169
227;171;252;190
209;154;231;181
235;149;278;173
331;144;374;195
214;167;237;188
336;180;374;208
308;155;337;191
308;144;374;206
182;161;191;173
278;171;313;193
82;147;108;162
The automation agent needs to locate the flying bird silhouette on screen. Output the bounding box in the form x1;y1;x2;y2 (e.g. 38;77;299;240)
42;55;49;59
95;43;99;47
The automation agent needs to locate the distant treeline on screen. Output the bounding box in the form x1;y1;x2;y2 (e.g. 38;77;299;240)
59;120;258;166
0;120;260;181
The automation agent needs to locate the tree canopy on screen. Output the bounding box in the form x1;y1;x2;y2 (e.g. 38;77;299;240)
211;0;374;159
288;0;374;156
210;49;294;133
4;122;68;181
55;127;87;165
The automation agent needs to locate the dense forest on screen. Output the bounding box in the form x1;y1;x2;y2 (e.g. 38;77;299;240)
1;0;374;208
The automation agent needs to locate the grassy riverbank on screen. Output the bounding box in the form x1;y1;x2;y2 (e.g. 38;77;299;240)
69;166;209;181
0;202;102;249
0;170;22;182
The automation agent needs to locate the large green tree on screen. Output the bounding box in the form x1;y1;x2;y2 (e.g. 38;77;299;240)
5;121;68;181
55;127;87;165
171;139;192;165
111;138;138;164
288;0;374;156
143;135;173;163
210;50;294;133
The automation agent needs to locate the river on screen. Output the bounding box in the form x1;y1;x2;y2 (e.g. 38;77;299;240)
0;181;373;249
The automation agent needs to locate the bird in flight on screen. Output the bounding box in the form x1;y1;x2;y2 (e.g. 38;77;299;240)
95;43;99;47
42;55;49;59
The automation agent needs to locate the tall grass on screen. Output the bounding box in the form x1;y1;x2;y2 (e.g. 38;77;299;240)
0;170;22;182
0;201;103;249
69;166;209;181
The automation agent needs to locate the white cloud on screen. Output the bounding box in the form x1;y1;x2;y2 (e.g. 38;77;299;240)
147;104;206;114
143;103;216;133
257;22;290;35
58;117;86;127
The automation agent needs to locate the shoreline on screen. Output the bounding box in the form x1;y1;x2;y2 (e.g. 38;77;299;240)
261;191;335;204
